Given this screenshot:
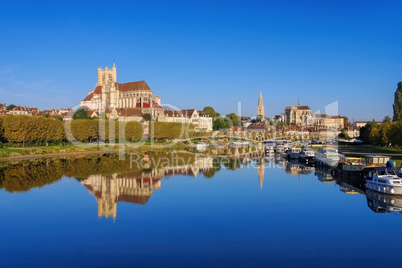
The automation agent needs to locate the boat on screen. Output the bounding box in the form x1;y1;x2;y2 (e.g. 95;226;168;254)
274;140;290;154
315;147;341;167
263;140;276;155
286;147;301;159
231;140;249;146
298;146;315;164
364;155;391;166
397;167;402;178
331;157;365;178
366;167;402;195
331;155;395;179
196;142;207;152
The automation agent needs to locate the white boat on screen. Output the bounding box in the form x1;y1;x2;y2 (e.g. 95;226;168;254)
286;147;301;159
397;167;402;177
232;140;249;146
315;147;341;167
274;140;290;154
366;167;402;195
263;141;275;155
298;146;315;163
196;142;207;152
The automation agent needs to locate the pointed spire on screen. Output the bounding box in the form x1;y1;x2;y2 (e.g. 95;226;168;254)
257;92;265;122
298;97;300;106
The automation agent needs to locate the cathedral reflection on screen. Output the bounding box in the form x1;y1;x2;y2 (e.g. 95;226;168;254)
80;155;214;220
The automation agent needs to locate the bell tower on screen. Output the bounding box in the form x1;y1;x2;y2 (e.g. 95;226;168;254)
97;63;117;85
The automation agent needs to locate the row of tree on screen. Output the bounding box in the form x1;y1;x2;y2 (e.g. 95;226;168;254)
0;115;195;144
360;82;402;147
360;121;402;147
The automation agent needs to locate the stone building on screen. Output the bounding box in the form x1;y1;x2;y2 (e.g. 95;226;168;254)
283;104;313;126
164;109;213;131
81;63;165;121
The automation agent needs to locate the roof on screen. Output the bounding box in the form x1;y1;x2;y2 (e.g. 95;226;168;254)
116;81;152;92
165;109;196;118
115;108;144;117
285;105;311;110
181;109;196;118
94;86;102;94
83;93;94;101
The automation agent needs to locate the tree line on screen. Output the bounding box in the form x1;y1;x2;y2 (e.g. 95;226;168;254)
360;120;402;147
0;115;196;145
359;82;402;148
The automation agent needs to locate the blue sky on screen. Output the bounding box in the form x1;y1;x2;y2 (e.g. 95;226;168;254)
1;0;401;121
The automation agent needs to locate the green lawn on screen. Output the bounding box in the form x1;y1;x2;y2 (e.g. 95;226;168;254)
338;144;402;154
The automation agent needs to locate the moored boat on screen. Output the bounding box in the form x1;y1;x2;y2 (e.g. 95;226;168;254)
263;140;275;156
231;140;250;147
315;147;341;167
286;147;301;159
366;167;402;195
196;142;207;152
298;146;315;164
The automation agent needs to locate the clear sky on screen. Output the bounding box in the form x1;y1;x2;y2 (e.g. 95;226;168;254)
1;0;401;121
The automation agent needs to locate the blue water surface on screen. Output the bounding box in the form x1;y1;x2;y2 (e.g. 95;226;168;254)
1;161;402;268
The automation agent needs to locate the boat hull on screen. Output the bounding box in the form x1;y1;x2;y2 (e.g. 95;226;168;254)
366;181;402;195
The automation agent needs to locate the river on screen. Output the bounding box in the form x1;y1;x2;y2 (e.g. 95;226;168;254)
1;150;402;267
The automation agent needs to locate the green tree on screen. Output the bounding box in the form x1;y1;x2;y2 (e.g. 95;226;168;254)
0;117;3;142
213;118;230;130
6;104;16;111
393;82;402;121
383;115;392;123
225;113;240;127
44;114;50;118
73;108;90;120
143;113;152;121
202;106;216;118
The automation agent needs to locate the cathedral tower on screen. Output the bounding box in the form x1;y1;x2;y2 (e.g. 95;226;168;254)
97;63;117;85
257;92;265;122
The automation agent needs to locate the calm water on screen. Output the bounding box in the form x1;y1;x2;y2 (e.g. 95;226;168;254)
1;152;402;267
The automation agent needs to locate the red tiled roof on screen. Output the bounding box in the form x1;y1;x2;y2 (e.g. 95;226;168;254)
83;93;94;101
117;194;151;205
94;86;102;94
115;108;143;117
164;110;183;117
116;81;151;92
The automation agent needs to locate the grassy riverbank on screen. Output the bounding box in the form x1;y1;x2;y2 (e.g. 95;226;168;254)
338;145;402;167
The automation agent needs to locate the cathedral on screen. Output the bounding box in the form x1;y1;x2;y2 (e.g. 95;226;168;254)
80;63;165;121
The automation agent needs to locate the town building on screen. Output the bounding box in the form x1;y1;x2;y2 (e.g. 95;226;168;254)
164;109;213;131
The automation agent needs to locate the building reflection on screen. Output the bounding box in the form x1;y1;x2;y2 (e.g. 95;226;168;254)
285;161;315;177
80;155;214;220
257;158;265;190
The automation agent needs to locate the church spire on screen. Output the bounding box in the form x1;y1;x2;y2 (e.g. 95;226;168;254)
257;92;265;122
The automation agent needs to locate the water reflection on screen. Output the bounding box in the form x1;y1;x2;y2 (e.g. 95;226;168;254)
366;189;402;213
80;156;215;220
2;149;402;217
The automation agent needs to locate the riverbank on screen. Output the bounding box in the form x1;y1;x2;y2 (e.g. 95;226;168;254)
338;145;402;166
